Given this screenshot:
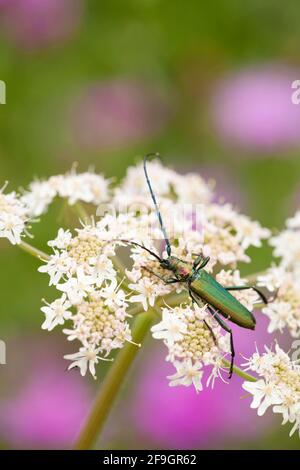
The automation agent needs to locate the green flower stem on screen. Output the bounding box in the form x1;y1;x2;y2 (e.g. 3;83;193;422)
73;202;89;221
222;358;257;382
19;241;50;261
74;292;188;450
74;308;156;450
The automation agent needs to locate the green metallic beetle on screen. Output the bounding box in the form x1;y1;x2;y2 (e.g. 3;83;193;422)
122;154;268;377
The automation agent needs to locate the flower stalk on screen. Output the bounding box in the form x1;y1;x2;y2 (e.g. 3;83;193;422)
74;308;156;450
222;358;257;382
19;240;50;261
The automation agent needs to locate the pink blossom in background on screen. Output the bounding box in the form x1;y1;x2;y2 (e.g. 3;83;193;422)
0;0;82;52
212;66;300;153
131;315;284;449
0;337;92;449
70;79;172;151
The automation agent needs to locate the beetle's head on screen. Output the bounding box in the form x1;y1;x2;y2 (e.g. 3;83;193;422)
159;257;171;270
159;256;178;272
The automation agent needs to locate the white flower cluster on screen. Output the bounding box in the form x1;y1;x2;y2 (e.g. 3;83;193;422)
0;183;30;245
151;303;230;392
258;211;300;338
21;168;110;217
0;169;110;244
243;344;300;438
203;204;270;267
38;223;134;378
113;159;213;210
3;159;271;381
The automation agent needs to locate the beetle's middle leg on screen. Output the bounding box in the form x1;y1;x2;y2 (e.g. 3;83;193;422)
207;305;235;379
225;285;268;304
141;266;179;284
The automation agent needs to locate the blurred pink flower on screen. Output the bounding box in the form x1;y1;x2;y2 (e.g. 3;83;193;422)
212;66;300;152
0;0;82;52
0;337;92;449
131;315;280;449
70;79;172;151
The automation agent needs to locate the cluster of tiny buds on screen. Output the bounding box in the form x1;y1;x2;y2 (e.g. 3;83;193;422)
151;303;230;392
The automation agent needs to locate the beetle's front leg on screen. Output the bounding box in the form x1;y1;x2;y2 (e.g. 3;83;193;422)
141;266;179;284
207;305;235;379
225;285;268;304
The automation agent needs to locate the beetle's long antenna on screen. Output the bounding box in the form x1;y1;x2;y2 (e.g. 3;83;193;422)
115;239;162;263
143;153;172;256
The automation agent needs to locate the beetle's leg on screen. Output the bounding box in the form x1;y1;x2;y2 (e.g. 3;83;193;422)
225;285;268;304
192;255;203;269
193;255;210;270
207;305;235;379
189;289;217;344
141;266;179;284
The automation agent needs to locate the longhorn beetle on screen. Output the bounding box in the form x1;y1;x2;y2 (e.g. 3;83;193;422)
121;153;268;377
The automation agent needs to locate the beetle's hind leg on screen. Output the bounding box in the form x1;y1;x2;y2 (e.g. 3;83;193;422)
207;305;235;379
189;290;217;344
225;285;268;305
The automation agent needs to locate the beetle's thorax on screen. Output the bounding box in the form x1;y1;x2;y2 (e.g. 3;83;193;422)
165;256;191;280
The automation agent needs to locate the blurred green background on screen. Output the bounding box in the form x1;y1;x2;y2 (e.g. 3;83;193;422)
0;0;300;450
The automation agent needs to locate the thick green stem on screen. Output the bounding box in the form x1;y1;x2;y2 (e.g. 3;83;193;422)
73;202;89;221
74;308;156;450
19;241;50;261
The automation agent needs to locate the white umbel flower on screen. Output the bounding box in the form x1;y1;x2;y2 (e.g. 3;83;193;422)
151;309;187;345
21;180;56;217
0;185;30;245
242;344;300;437
56;170;110;206
168;359;204;392
259;269;300;337
152;303;230;392
259;211;300;338
57;267;97;304
41;294;72;331
38;251;75;286
243;379;282;416
12;159;271;383
129;277;158;311
64;345;103;379
48;228;72;250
